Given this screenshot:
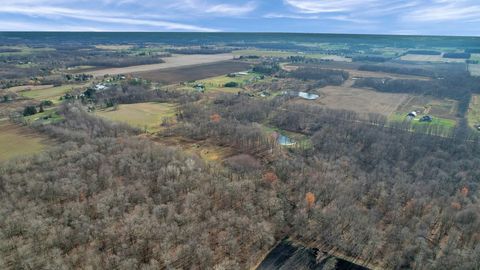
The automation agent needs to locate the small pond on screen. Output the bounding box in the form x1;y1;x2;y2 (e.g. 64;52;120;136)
278;134;296;146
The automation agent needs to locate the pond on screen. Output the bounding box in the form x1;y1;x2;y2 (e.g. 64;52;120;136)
278;134;296;146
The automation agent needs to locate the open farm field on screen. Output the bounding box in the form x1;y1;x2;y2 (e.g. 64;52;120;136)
397;95;458;120
3;84;54;92
96;102;177;132
0;46;55;56
95;44;134;51
19;84;76;103
283;64;432;81
309;86;410;116
0;121;50;161
135;61;251;84
86;53;234;77
400;54;466;63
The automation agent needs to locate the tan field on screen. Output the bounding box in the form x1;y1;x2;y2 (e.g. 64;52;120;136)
86;53;234;77
96;102;177;132
3;84;54;93
0;121;50;161
400;54;466;63
308;86;410;116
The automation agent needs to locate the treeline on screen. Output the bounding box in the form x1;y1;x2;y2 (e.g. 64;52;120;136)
406;50;441;55
352;55;390;62
166;47;232;54
443;52;471;59
286;67;349;86
80;81;201;108
465;48;480;54
358;64;435;77
252;61;281;75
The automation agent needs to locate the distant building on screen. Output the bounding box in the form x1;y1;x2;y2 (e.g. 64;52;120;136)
407;111;417;117
298;91;319;100
419;115;433;122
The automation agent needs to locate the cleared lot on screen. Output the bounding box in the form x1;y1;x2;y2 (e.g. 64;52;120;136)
86;53;234;77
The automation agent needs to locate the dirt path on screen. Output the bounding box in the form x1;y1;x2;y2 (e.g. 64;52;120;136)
85;53;234;77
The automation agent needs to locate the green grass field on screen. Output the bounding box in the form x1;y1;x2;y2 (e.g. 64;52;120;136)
20;85;76;103
198;72;265;87
96;102;177;132
0;121;49;161
0;46;55;56
389;113;456;129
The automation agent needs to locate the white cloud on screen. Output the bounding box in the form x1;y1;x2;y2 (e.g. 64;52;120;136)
284;0;378;13
403;1;480;22
205;2;256;16
0;5;218;31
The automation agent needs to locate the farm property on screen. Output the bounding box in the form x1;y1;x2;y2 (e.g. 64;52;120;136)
311;86;410;116
0;121;49;161
397;95;458;120
96;102;177;132
400;54;466;63
135;61;251;84
86;53;234;77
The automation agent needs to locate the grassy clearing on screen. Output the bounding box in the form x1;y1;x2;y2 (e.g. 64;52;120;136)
23;108;63;125
20;85;76;103
0;121;49;161
470;54;480;61
96;102;177;132
389;113;456;129
467;95;480;128
233;49;350;61
198;72;266;87
0;46;55;56
469;64;480;76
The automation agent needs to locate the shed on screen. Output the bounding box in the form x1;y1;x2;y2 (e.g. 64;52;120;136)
298;91;319;100
419;115;433;122
407;111;417;117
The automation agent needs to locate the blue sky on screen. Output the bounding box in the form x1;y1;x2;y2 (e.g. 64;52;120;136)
0;0;479;36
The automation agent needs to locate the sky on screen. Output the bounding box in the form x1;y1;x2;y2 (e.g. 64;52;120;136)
0;0;479;36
